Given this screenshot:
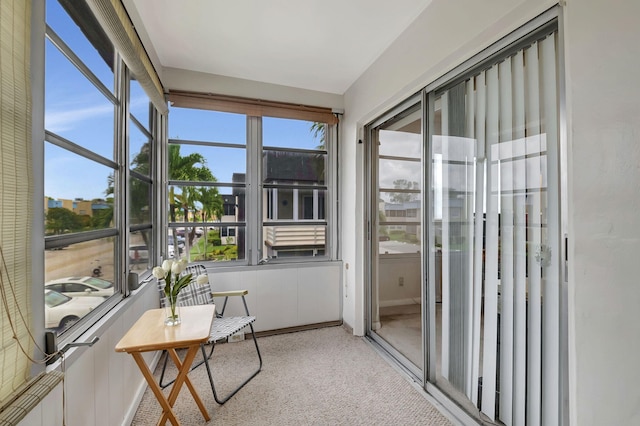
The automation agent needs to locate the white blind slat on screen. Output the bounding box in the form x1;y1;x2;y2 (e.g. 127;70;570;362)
498;57;515;426
470;71;486;406
440;92;450;380
525;41;543;426
541;33;561;426
481;64;500;421
512;49;528;426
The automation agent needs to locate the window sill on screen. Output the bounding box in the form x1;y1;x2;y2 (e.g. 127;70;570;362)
45;278;156;372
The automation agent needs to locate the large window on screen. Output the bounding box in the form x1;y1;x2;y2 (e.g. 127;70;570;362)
44;0;159;338
168;103;336;264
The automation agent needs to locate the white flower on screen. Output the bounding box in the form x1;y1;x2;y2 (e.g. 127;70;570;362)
196;274;209;285
172;258;188;275
161;259;173;273
152;266;165;280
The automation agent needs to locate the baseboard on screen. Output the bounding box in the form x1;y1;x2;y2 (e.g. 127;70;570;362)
254;320;343;338
379;298;420;308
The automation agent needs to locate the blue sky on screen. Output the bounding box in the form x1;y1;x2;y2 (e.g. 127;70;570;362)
44;0;320;201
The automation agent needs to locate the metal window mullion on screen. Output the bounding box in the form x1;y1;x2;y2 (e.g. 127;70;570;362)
158;112;169;262
169;138;247;150
45;25;117;105
117;61;128;294
167;180;246;188
130;114;152;139
379;154;421;162
45;130;118;169
263;145;326;155
130;169;152;184
247;116;261;264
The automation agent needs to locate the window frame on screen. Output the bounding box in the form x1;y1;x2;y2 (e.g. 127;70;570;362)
43;0;161;345
167;105;339;266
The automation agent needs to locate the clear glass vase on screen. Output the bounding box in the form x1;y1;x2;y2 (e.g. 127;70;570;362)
164;293;181;326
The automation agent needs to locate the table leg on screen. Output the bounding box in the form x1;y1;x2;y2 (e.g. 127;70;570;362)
131;352;180;426
157;346;211;425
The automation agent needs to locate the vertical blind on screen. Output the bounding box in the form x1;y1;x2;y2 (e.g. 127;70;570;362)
0;0;34;404
434;30;560;426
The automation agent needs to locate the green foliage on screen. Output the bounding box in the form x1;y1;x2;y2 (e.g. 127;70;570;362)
46;208;82;234
190;229;237;261
168;144;224;246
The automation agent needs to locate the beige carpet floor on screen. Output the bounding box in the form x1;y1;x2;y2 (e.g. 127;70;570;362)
131;326;453;425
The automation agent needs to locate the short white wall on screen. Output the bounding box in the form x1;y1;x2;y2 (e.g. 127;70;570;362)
378;255;421;306
18;283;159;426
208;262;343;332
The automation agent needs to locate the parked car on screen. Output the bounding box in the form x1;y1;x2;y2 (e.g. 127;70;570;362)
45;276;114;299
44;289;104;331
168;234;185;249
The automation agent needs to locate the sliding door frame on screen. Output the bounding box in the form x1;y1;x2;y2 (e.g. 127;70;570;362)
364;93;424;381
421;5;568;425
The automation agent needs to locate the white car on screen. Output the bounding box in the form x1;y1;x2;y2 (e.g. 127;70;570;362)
45;276;114;299
44;290;104;331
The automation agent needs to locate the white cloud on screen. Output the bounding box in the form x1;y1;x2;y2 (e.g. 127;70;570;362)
45;102;113;133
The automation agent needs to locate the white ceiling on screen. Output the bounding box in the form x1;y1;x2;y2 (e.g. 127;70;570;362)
128;0;432;94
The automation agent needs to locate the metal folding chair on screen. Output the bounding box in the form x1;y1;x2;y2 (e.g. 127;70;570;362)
157;263;262;404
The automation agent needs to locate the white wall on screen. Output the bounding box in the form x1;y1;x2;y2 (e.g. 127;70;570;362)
340;0;640;424
208;262;343;332
565;1;640;424
378;255;421;306
163;67;344;111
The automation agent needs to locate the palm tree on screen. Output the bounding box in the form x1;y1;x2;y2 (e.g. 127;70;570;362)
168;144;222;250
310;122;326;150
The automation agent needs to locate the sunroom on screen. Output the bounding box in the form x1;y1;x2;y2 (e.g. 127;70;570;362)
1;0;640;425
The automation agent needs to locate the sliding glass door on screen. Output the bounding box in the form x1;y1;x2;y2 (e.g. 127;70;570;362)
427;27;563;425
367;97;423;375
365;12;565;424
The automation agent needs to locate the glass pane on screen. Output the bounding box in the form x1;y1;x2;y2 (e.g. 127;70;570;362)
169;143;246;183
130;119;150;174
168;108;246;145
430;44;561;420
129;230;151;272
263;188;326;221
263;149;325;184
263;225;326;258
370;100;423;372
44;236;115;334
431;87;478;398
263;117;326;150
378;158;421;192
379;127;421;157
130;77;151;127
129;176;151;225
168;186;245;224
45;39;115;159
46;0;115;92
187;225;244;262
45;143;115;234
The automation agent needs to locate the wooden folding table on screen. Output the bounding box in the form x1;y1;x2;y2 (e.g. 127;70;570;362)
116;305;215;426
